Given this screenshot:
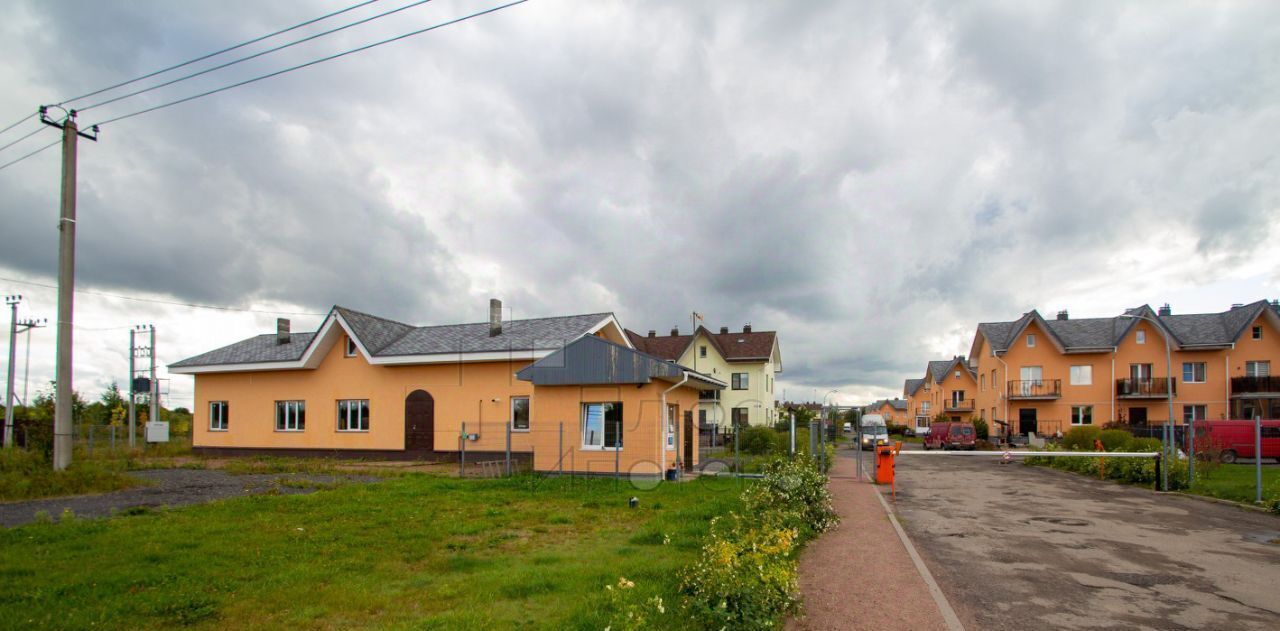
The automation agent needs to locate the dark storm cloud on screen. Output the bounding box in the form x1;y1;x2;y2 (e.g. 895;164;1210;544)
1;0;1277;405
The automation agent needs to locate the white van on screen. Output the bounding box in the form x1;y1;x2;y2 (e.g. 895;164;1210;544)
859;414;890;449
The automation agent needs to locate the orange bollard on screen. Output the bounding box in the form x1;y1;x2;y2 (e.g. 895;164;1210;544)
1095;438;1106;479
875;445;896;486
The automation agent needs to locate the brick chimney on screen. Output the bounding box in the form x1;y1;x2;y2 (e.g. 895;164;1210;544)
719;326;729;334
648;329;655;338
670;327;679;336
743;324;752;333
489;299;502;337
1056;310;1069;321
276;318;291;344
1158;303;1172;317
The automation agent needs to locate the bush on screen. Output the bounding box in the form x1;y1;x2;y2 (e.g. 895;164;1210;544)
1130;437;1162;452
973;418;989;441
1061;426;1102;451
741;457;838;537
0;448;140;501
740;426;779;456
1098;429;1133;452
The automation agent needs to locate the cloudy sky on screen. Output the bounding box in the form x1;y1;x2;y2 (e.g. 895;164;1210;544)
1;0;1277;410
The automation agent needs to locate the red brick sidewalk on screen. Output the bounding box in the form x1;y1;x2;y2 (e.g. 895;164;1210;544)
788;453;955;631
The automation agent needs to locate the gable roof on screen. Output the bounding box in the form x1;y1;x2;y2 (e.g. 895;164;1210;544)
624;325;781;366
971;300;1280;357
171;305;623;372
904;378;924;397
516;334;724;389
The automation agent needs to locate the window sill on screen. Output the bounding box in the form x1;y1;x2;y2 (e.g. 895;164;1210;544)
579;446;622;452
336;429;370;433
511;428;531;433
274;429;306;433
208;428;229;432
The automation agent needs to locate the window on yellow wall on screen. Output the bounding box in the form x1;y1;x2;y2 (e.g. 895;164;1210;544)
1071;405;1092;425
1253;325;1263;340
700;345;707;358
337;399;369;431
345;337;358;357
1136;330;1146;344
511;397;530;431
582;402;623;449
209;401;229;431
1069;365;1092;386
1027;334;1036;347
275;401;305;431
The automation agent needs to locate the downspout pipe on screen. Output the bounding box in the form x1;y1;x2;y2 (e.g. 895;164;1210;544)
661;372;690;475
993;350;1010;441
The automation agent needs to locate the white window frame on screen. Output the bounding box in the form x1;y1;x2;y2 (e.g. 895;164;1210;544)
666;404;677;449
1246;361;1271;377
581;402;622;450
980;374;986;390
510;396;530;432
209;401;229;431
1182;404;1207;423
1136;330;1146;344
699;345;707;358
1026;334;1036;347
336;399;369;432
275;400;306;432
1069;365;1093;386
345;337;358;357
1253;325;1263;340
1182;362;1206;384
1071;405;1093;426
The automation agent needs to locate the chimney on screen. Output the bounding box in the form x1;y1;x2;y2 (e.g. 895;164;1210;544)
276;318;291;345
719;326;729;334
1231;303;1244;309
1056;310;1068;321
489;298;502;337
648;329;656;338
670;327;679;336
743;324;752;333
1158;303;1172;317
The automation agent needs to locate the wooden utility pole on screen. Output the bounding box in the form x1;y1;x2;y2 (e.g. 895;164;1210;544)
41;109;97;470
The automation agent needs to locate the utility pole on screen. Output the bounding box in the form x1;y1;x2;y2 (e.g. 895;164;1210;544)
149;325;158;435
4;295;46;448
40;108;96;470
128;327;136;448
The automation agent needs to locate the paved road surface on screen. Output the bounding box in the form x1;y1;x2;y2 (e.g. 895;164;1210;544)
888;451;1280;630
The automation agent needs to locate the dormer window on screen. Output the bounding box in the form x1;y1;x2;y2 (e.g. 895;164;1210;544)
1026;334;1036;347
1136;330;1146;344
345;337;358;357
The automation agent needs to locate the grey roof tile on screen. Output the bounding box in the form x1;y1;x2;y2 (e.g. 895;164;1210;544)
904;378;924;396
170;333;317;367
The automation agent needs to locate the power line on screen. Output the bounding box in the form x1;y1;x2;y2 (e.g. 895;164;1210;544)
0;139;59;173
80;0;438;114
89;0;530;127
56;0;385;106
0;113;34;138
0;277;326;316
0;125;48;154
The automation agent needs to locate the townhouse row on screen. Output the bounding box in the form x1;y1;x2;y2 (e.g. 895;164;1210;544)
902;300;1280;438
170;300;781;474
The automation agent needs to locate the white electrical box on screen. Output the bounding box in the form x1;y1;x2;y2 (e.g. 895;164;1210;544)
145;421;170;443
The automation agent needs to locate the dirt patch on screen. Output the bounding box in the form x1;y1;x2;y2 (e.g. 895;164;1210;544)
0;468;381;528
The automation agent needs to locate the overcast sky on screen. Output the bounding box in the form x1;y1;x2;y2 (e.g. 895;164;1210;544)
1;0;1278;410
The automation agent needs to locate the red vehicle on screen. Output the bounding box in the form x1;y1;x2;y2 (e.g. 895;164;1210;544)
923;421;976;450
1193;420;1280;463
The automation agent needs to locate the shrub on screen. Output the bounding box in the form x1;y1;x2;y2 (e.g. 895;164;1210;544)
739;426;779;456
680;514;799;630
741;456;838;537
1098;429;1133;452
1061;426;1102;451
1129;437;1162;452
973;418;989;441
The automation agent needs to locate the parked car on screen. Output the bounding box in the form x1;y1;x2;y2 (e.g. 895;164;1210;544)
923;421;976;450
1193;420;1280;463
860;414;890;449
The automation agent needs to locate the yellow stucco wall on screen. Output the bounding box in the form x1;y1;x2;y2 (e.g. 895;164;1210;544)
679;331;779;426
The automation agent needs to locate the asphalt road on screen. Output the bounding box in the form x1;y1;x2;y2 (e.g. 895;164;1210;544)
882;449;1280;630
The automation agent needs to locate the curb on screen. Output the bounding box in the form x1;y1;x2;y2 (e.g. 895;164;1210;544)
1166;491;1276;515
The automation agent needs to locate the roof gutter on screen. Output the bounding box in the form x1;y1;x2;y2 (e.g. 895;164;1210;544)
660;371;690;475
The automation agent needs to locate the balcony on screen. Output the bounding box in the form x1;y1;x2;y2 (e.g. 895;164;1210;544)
1007;379;1061;400
699;390;720;402
1116;377;1176;399
1231;376;1280;397
945;398;975;412
914;406;931;418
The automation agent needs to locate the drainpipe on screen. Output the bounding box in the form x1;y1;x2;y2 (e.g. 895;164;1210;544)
1110;354;1116;425
661;372;690;474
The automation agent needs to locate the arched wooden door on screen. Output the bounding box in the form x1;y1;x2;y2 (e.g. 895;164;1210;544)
405;390;435;451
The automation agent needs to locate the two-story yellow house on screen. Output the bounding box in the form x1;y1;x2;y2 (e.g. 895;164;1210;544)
626;324;782;427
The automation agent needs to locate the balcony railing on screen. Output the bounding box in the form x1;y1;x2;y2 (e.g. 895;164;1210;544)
914;407;932;418
699;390;720;401
1007;379;1062;399
1231;375;1280;396
1115;377;1176;398
945;398;975;411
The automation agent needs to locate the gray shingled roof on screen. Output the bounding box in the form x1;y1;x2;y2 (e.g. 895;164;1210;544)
976;300;1278;353
516;334;723;388
890;399;909;411
172;306;614;368
904;378;924;397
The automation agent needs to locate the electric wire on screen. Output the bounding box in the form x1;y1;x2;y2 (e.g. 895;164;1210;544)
79;0;437;113
0;125;48;154
0;113;35;138
0;139;59;173
0;277;327;316
88;0;530;128
56;0;385;106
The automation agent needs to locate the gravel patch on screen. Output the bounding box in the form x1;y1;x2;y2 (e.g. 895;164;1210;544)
0;468;381;528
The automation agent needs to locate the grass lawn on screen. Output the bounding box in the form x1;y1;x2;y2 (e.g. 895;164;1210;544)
0;472;747;629
1186;463;1280;507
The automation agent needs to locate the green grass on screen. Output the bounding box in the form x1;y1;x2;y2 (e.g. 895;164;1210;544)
0;448;144;501
0;473;748;629
1186;463;1280;506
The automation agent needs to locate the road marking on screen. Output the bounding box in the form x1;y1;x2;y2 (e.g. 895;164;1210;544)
862;458;966;631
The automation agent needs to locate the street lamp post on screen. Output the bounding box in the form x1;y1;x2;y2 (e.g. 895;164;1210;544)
1119;313;1175;491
